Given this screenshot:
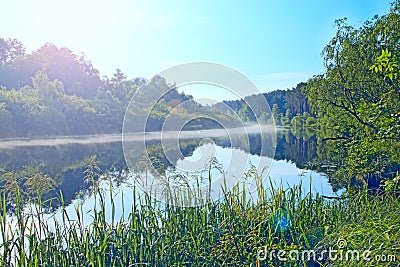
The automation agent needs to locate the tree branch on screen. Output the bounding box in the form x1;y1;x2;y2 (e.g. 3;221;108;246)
322;136;349;141
317;97;375;129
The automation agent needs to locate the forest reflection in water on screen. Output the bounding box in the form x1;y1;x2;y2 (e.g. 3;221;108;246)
0;128;337;212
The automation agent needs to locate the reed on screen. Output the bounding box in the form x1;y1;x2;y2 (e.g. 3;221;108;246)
0;166;398;266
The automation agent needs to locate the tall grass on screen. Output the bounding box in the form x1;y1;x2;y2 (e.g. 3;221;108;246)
0;167;399;266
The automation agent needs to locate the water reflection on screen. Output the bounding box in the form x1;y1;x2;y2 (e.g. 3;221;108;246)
0;129;334;211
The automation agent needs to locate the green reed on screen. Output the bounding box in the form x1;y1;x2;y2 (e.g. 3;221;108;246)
0;167;398;266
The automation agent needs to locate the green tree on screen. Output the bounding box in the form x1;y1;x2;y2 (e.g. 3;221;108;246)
258;112;271;124
304;2;400;186
238;103;254;122
280;109;291;126
0;37;25;66
271;104;281;125
111;68;127;86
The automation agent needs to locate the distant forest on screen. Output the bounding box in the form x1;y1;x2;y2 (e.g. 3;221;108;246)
212;82;314;128
0;38;310;138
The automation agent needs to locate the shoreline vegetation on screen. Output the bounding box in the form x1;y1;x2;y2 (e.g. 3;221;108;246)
0;166;399;266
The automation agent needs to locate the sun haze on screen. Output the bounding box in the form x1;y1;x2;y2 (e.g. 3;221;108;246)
0;0;391;99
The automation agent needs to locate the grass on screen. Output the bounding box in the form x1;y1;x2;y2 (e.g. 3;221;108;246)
0;166;399;266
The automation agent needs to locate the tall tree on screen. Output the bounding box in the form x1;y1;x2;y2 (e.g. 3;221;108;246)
304;2;400;186
0;38;25;66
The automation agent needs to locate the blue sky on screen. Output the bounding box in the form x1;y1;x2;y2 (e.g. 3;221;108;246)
0;0;392;101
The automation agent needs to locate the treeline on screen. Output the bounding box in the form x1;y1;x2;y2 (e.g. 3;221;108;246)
0;37;312;138
0;39;238;138
213;82;315;127
0;41;101;98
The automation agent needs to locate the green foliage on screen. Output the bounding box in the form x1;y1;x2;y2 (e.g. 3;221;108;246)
305;116;317;128
0;169;55;211
238;103;254;122
0;38;239;138
0;69;237;137
280;109;291;126
24;173;55;200
320;190;400;267
221;82;312;125
0;42;101;97
382;173;400;192
291;112;311;129
304;3;400;186
271;103;281;125
369;48;399;81
148;99;169;120
0;169;399;266
0;72;100;136
0;37;25;66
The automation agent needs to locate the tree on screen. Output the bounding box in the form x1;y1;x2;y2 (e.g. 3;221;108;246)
304;2;400;186
0;37;25;66
32;44;101;97
271;104;281;125
111;69;127;86
0;38;29;88
0;41;101;97
280;109;291;126
259;112;271;124
32;71;64;103
238;103;254;122
284;82;309;115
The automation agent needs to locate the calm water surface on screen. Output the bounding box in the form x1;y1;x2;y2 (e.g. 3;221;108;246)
0;127;338;221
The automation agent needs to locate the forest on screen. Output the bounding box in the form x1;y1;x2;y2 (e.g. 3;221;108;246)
0;42;239;137
216;82;314;128
1;10;399;188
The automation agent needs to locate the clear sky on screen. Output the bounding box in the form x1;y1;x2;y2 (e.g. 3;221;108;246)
0;0;392;101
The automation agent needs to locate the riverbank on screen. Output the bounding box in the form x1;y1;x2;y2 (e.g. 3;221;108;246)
1;172;398;266
0;125;277;148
